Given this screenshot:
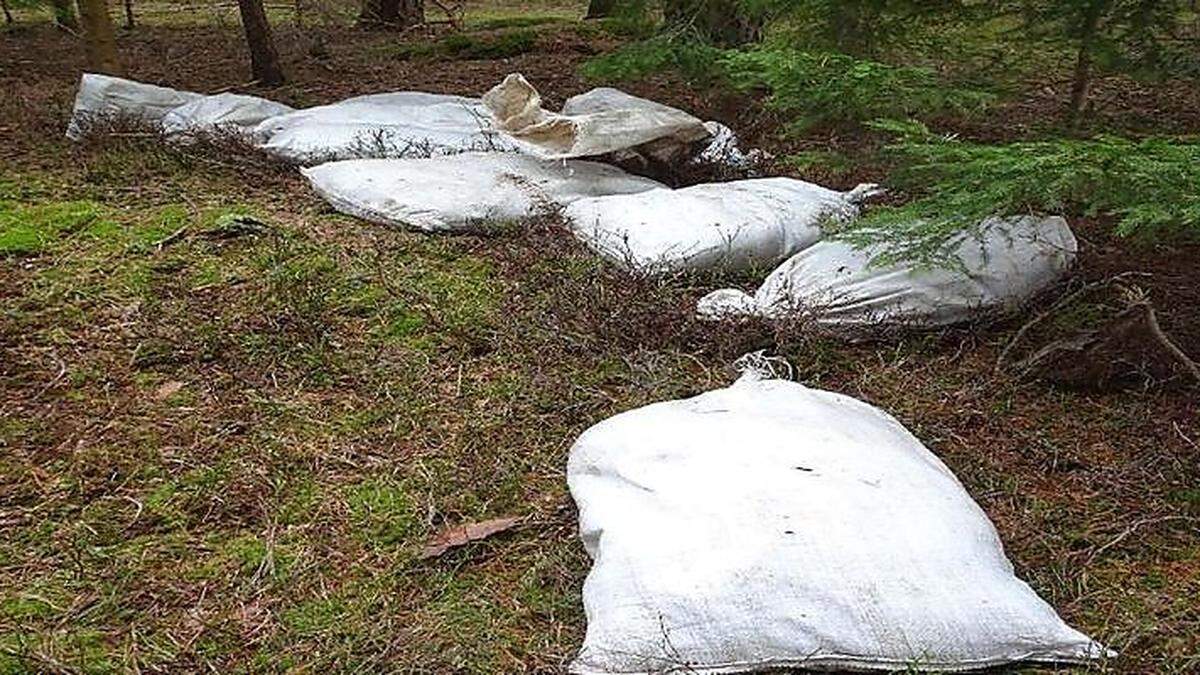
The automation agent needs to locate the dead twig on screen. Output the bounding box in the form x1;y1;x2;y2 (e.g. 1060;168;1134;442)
1084;515;1197;565
153;225;188;250
995;272;1149;372
1143;301;1200;382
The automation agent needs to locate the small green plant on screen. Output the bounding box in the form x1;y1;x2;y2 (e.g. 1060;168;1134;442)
835;119;1200;265
389;40;442;60
720;47;993;131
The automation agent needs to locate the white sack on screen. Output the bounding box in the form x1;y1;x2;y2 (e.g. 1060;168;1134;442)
161;93;294;139
568;371;1108;674
563;178;877;274
698;215;1077;329
254;91;515;163
301;152;665;233
482;74;711;160
560;86;686;117
67;73;203;139
563;88;757;170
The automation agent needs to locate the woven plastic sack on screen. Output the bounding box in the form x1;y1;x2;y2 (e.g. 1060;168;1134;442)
482;74;711;160
161;93;294;139
563;178;878;274
302;152;664;233
697;215;1077;330
567;370;1109;674
67;73;202;139
254;91;516;163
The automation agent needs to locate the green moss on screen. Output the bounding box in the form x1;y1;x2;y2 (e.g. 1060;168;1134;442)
388;40;443;60
226;534;292;579
442;30;538;60
278;478;320;526
389;29;539;62
472;15;563;30
124;203;189;250
0;596;55;622
376;308;428;343
0;200;109;255
282;597;349;636
346;479;417;548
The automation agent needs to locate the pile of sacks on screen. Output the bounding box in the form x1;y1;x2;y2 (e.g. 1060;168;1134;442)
67;72;750;168
68;73;1076;334
67;74;1109;673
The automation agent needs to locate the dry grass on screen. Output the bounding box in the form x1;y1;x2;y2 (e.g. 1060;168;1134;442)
1;5;1198;674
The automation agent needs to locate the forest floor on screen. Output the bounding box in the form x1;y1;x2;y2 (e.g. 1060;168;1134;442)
1;2;1198;673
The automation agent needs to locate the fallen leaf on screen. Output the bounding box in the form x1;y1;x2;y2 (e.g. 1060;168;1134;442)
419;516;523;559
154;381;185;400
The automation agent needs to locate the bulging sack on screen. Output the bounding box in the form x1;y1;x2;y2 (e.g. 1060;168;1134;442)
698;215;1078;330
563;178;877;274
67;73;203;139
254;91;516;163
482;74;712;160
567;372;1109;674
301;152;664;233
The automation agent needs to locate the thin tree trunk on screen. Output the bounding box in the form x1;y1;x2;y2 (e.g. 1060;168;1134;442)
51;0;78;30
830;5;879;56
398;0;422;27
584;0;617;19
77;0;122;75
1068;0;1110;123
358;0;393;26
123;0;134;28
1067;48;1093;123
2;0;13;25
359;0;421;28
236;0;285;86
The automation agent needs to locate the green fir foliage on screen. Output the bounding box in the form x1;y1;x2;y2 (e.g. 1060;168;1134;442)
720;47;993;131
580;33;724;82
835;119;1200;265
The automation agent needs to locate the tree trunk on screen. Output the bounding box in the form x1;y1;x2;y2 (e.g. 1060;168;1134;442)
662;0;761;47
51;0;78;30
2;0;13;25
236;0;285;86
359;0;422;28
358;0;383;26
584;0;617;19
400;0;424;29
123;0;135;28
1067;0;1110;123
77;0;122;75
829;5;879;56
